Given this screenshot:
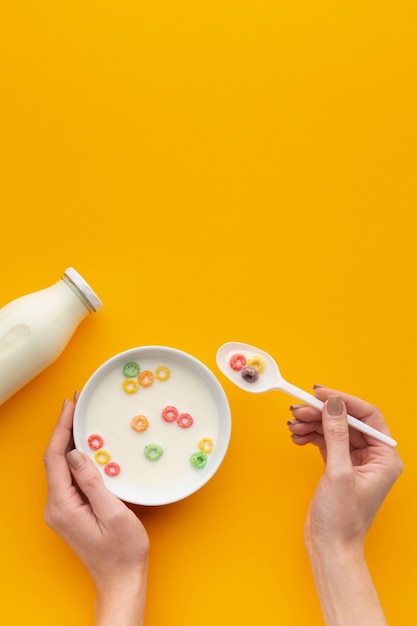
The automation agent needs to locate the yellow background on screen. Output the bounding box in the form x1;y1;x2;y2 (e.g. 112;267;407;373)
1;1;416;624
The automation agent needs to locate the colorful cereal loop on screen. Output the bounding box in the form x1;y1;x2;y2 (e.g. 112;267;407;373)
131;415;149;432
229;353;247;371
162;405;178;422
88;434;104;451
95;450;111;465
247;355;265;373
241;365;259;383
176;413;193;428
123;378;139;394
138;370;155;387
198;437;214;453
104;462;120;477
155;365;171;381
144;443;163;461
123;361;141;377
190;451;208;469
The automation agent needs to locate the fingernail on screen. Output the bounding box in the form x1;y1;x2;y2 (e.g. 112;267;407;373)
289;404;304;411
286;419;299;426
327;395;344;416
61;398;69;411
73;390;80;404
66;449;86;470
313;384;324;389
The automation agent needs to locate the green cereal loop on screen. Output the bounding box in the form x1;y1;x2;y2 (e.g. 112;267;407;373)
190;451;208;469
144;443;163;462
123;361;141;377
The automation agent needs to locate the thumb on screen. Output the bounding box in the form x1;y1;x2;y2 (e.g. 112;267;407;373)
66;449;120;517
322;395;352;472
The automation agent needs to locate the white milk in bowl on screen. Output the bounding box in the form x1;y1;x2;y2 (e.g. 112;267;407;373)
73;346;231;505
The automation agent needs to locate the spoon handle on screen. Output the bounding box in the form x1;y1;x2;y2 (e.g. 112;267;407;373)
282;381;397;447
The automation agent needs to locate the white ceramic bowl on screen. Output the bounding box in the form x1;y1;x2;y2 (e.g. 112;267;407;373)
73;346;231;505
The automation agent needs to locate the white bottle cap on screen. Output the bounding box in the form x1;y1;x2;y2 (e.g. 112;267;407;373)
64;268;103;312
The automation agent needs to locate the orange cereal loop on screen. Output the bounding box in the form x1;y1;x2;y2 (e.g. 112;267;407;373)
123;378;139;394
95;449;111;465
198;437;214;453
247;355;265;373
131;415;149;432
138;370;155;387
155;365;170;381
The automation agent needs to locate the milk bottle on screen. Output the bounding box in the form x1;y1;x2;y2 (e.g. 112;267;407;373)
0;268;102;405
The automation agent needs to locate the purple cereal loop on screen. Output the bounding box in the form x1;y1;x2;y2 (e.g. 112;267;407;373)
241;365;259;383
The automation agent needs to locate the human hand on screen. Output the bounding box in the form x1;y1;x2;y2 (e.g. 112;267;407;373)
287;388;403;554
287;388;403;626
44;396;149;626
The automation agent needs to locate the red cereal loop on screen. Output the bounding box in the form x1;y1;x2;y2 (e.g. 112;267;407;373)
162;405;178;422
88;434;104;451
176;413;193;428
104;462;120;477
229;353;247;371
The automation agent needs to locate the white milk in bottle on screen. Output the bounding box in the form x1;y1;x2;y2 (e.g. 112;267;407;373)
0;268;102;405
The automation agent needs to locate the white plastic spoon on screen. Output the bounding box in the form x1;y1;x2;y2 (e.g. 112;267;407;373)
216;341;397;447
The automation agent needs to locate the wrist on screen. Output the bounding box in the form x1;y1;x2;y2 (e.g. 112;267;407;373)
94;560;148;626
307;545;387;626
306;532;365;564
308;540;366;582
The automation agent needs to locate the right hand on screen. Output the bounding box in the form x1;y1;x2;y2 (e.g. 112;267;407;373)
287;388;403;552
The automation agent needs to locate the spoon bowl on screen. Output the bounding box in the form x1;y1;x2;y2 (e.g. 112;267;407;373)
216;341;284;394
216;341;397;447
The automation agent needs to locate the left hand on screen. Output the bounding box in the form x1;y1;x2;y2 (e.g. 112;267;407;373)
43;396;150;595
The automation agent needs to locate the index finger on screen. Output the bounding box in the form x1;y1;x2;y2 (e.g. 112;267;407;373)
314;386;393;437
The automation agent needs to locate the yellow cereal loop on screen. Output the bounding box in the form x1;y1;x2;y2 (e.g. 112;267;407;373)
198;437;214;453
247;355;265;373
123;378;139;394
95;449;111;465
155;365;171;381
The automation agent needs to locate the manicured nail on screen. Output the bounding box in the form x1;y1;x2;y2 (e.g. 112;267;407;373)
62;398;69;411
327;395;344;416
286;419;299;426
313;384;324;389
289;404;304;411
73;390;80;404
66;449;86;470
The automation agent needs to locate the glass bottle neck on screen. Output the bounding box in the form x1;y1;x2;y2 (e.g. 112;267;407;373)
61;275;94;313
